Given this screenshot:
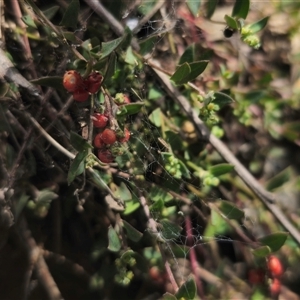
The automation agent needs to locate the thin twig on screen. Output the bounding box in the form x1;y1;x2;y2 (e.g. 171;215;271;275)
139;195;179;292
29;114;75;159
185;216;205;299
132;0;165;34
21;220;62;300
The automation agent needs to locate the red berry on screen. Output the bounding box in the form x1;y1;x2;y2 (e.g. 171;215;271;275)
124;95;131;104
85;71;103;94
248;269;265;285
94;133;104;148
118;128;130;143
101;128;117;145
72;88;89;102
267;256;283;278
97;149;114;163
92;113;108;128
63;70;84;92
270;278;281;296
114;93;131;105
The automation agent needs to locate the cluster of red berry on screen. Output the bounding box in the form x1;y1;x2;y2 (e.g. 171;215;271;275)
247;255;284;296
63;70;103;101
93;112;130;163
267;255;284;296
63;70;131;164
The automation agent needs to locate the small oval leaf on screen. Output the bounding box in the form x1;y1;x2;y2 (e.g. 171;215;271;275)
252;245;272;257
206;0;219;19
231;0;250;19
209;163;234;176
60;0;80;29
67;150;88;185
162;293;177;300
224;15;239;30
31;76;64;91
218;200;245;221
175;276;197;300
186;0;201;17
258;232;289;252
213;92;234;107
122;220;143;242
70;131;93;152
249;16;269;34
170;63;191;85
159;220;182;241
107;225;121;252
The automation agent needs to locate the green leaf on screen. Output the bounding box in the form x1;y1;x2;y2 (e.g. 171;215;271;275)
62;31;82;44
186;0;201;17
224;15;239;30
213;92;234;108
178;160;191;179
179;44;195;65
252;245;271;257
249;16;269;34
37;189;58;203
103;52;117;85
204;209;231;237
70;131;93;152
139;36;157;55
258;232;289;252
231;0;249;19
31;76;64;91
117;102;144;117
125;46;136;65
15;193;30;220
22;15;37;28
162;293;177;300
67;149;88;185
148;86;163;100
218;200;245;221
42;5;60;20
123;200;140;215
159;220;182;241
60;0;80;29
149;186;173;202
122;220;143;242
209;163;234;176
206;0;218;19
187;61;209;82
100;32;128;59
107;225;121;252
179;44;210;65
171;61;209;85
149;108;162;127
170;63;191;85
114;182;132;202
175;276;197;300
150;198;164;212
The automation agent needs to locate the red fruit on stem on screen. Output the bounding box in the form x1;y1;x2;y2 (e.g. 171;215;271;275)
97;149;114;163
94;133;104;148
63;70;84;92
124;95;131;104
248;269;265;285
267;256;283;278
270;278;281;296
85;71;103;94
101;128;117;145
93;113;108;128
72;88;89;102
118;128;130;143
